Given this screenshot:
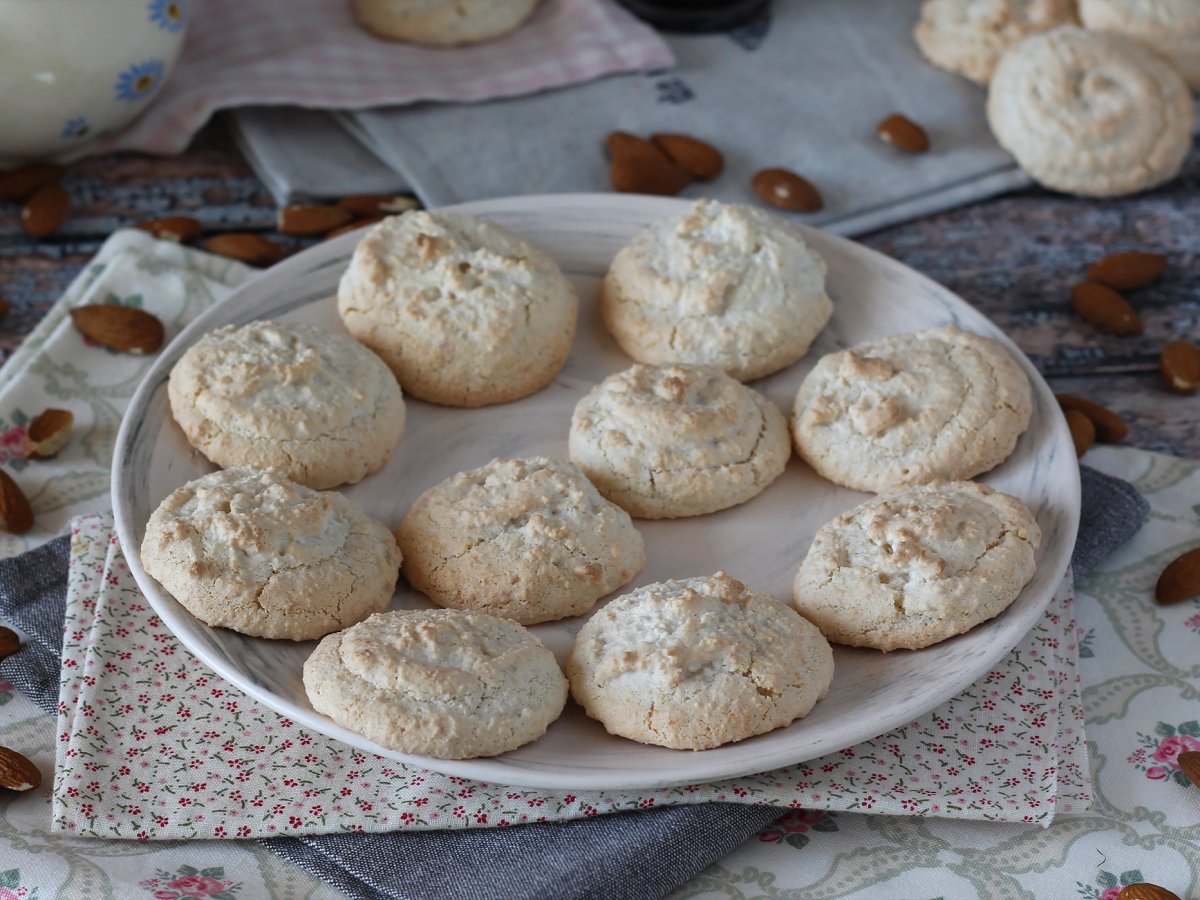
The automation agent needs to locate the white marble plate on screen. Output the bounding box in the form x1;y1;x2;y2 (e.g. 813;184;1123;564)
112;194;1080;791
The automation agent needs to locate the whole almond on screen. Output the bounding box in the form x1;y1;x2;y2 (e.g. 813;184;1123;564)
605;131;644;159
0;746;40;792
71;304;164;354
201;233;286;267
0;164;64;201
1156;546;1200;605
135;215;202;244
1087;251;1167;291
1055;394;1128;442
877;114;930;153
325;216;386;240
0;626;18;661
1177;751;1200;788
1160;340;1200;394
1117;884;1182;900
650;133;725;180
1070;282;1142;335
0;470;33;535
336;194;419;216
609;133;693;196
751;168;823;212
25;408;74;460
278;204;353;236
1064;409;1094;457
20;183;70;238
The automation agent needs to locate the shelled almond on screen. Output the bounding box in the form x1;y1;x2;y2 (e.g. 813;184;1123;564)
201;233;287;267
1116;883;1182;900
1160;341;1199;394
336;194;419;216
1063;409;1095;457
877;114;930;153
650;133;724;181
278;204;353;236
70;305;164;354
1086;251;1167;291
0;626;17;661
751;168;823;212
0;470;32;535
0;746;40;792
135;216;202;243
607;131;692;196
1055;394;1128;442
0;164;64;201
1070;283;1142;335
25;408;74;459
20;183;70;238
1156;547;1200;605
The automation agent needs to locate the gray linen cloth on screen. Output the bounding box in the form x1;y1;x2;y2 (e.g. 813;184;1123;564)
0;466;1148;900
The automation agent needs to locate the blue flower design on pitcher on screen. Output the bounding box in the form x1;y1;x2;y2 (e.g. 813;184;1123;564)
148;0;187;32
115;60;166;102
61;117;90;140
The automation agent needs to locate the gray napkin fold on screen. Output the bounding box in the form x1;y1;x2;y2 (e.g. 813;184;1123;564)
0;465;1149;900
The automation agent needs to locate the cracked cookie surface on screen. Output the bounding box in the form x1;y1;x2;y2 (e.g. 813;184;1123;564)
566;571;834;750
792;325;1032;492
304;608;567;758
396;456;644;624
337;210;578;407
168;320;405;490
141;467;400;641
793;481;1040;651
570;363;790;519
600;199;832;382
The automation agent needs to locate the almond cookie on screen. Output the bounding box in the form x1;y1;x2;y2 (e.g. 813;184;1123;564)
141;468;400;641
569;363;790;519
168;320;405;490
352;0;540;46
1080;0;1200;91
791;325;1033;493
566;571;834;751
793;481;1041;651
987;26;1194;196
304;609;567;758
396;457;644;625
337;211;578;407
601;199;832;382
914;0;1077;85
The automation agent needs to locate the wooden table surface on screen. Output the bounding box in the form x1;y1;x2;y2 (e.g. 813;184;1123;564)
1;119;1196;457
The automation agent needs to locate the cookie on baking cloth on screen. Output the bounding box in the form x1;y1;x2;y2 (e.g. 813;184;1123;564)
566;572;834;750
793;481;1041;651
352;0;540;45
337;211;578;407
396;456;645;625
791;325;1033;493
304;609;567;758
913;0;1077;85
168;320;405;490
141;468;400;641
987;26;1194;197
601;199;832;382
1080;0;1200;91
569;362;791;518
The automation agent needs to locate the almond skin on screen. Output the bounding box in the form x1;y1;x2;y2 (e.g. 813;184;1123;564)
0;470;33;535
0;164;64;201
1117;884;1182;900
277;204;353;236
1070;282;1142;335
650;133;725;180
0;746;40;792
751;168;823;212
201;233;287;267
336;194;419;216
70;304;165;354
608;132;693;196
1160;340;1200;394
135;215;202;244
325;216;386;240
1177;751;1200;789
20;183;70;238
1087;251;1167;291
0;626;17;661
25;408;74;460
1157;546;1200;605
1064;409;1094;457
1055;394;1128;442
877;114;930;153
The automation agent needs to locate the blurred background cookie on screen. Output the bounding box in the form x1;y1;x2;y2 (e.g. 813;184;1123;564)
351;0;540;46
1079;0;1200;91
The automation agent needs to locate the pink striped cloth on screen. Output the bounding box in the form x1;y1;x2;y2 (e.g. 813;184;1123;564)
97;0;673;156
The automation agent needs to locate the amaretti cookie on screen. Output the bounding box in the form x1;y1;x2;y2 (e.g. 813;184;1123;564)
141;468;400;641
601;200;833;382
566;572;834;750
791;325;1033;492
352;0;540;46
569;363;790;519
1079;0;1200;91
337;211;578;407
793;481;1041;651
986;26;1194;197
396;457;644;624
914;0;1077;85
304;609;567;758
168;320;405;490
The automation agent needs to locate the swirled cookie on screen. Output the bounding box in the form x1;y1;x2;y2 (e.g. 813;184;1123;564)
304;609;567;758
793;481;1041;651
569;363;791;518
168;320;405;490
141;468;400;641
396;457;645;624
914;0;1077;85
566;572;834;750
352;0;540;46
337;211;578;407
986;26;1194;196
1080;0;1200;91
601;200;832;382
791;326;1032;493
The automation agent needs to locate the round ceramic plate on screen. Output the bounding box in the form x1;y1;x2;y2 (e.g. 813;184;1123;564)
112;194;1080;791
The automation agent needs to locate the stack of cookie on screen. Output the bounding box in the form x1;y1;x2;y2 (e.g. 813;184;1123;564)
914;0;1196;197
